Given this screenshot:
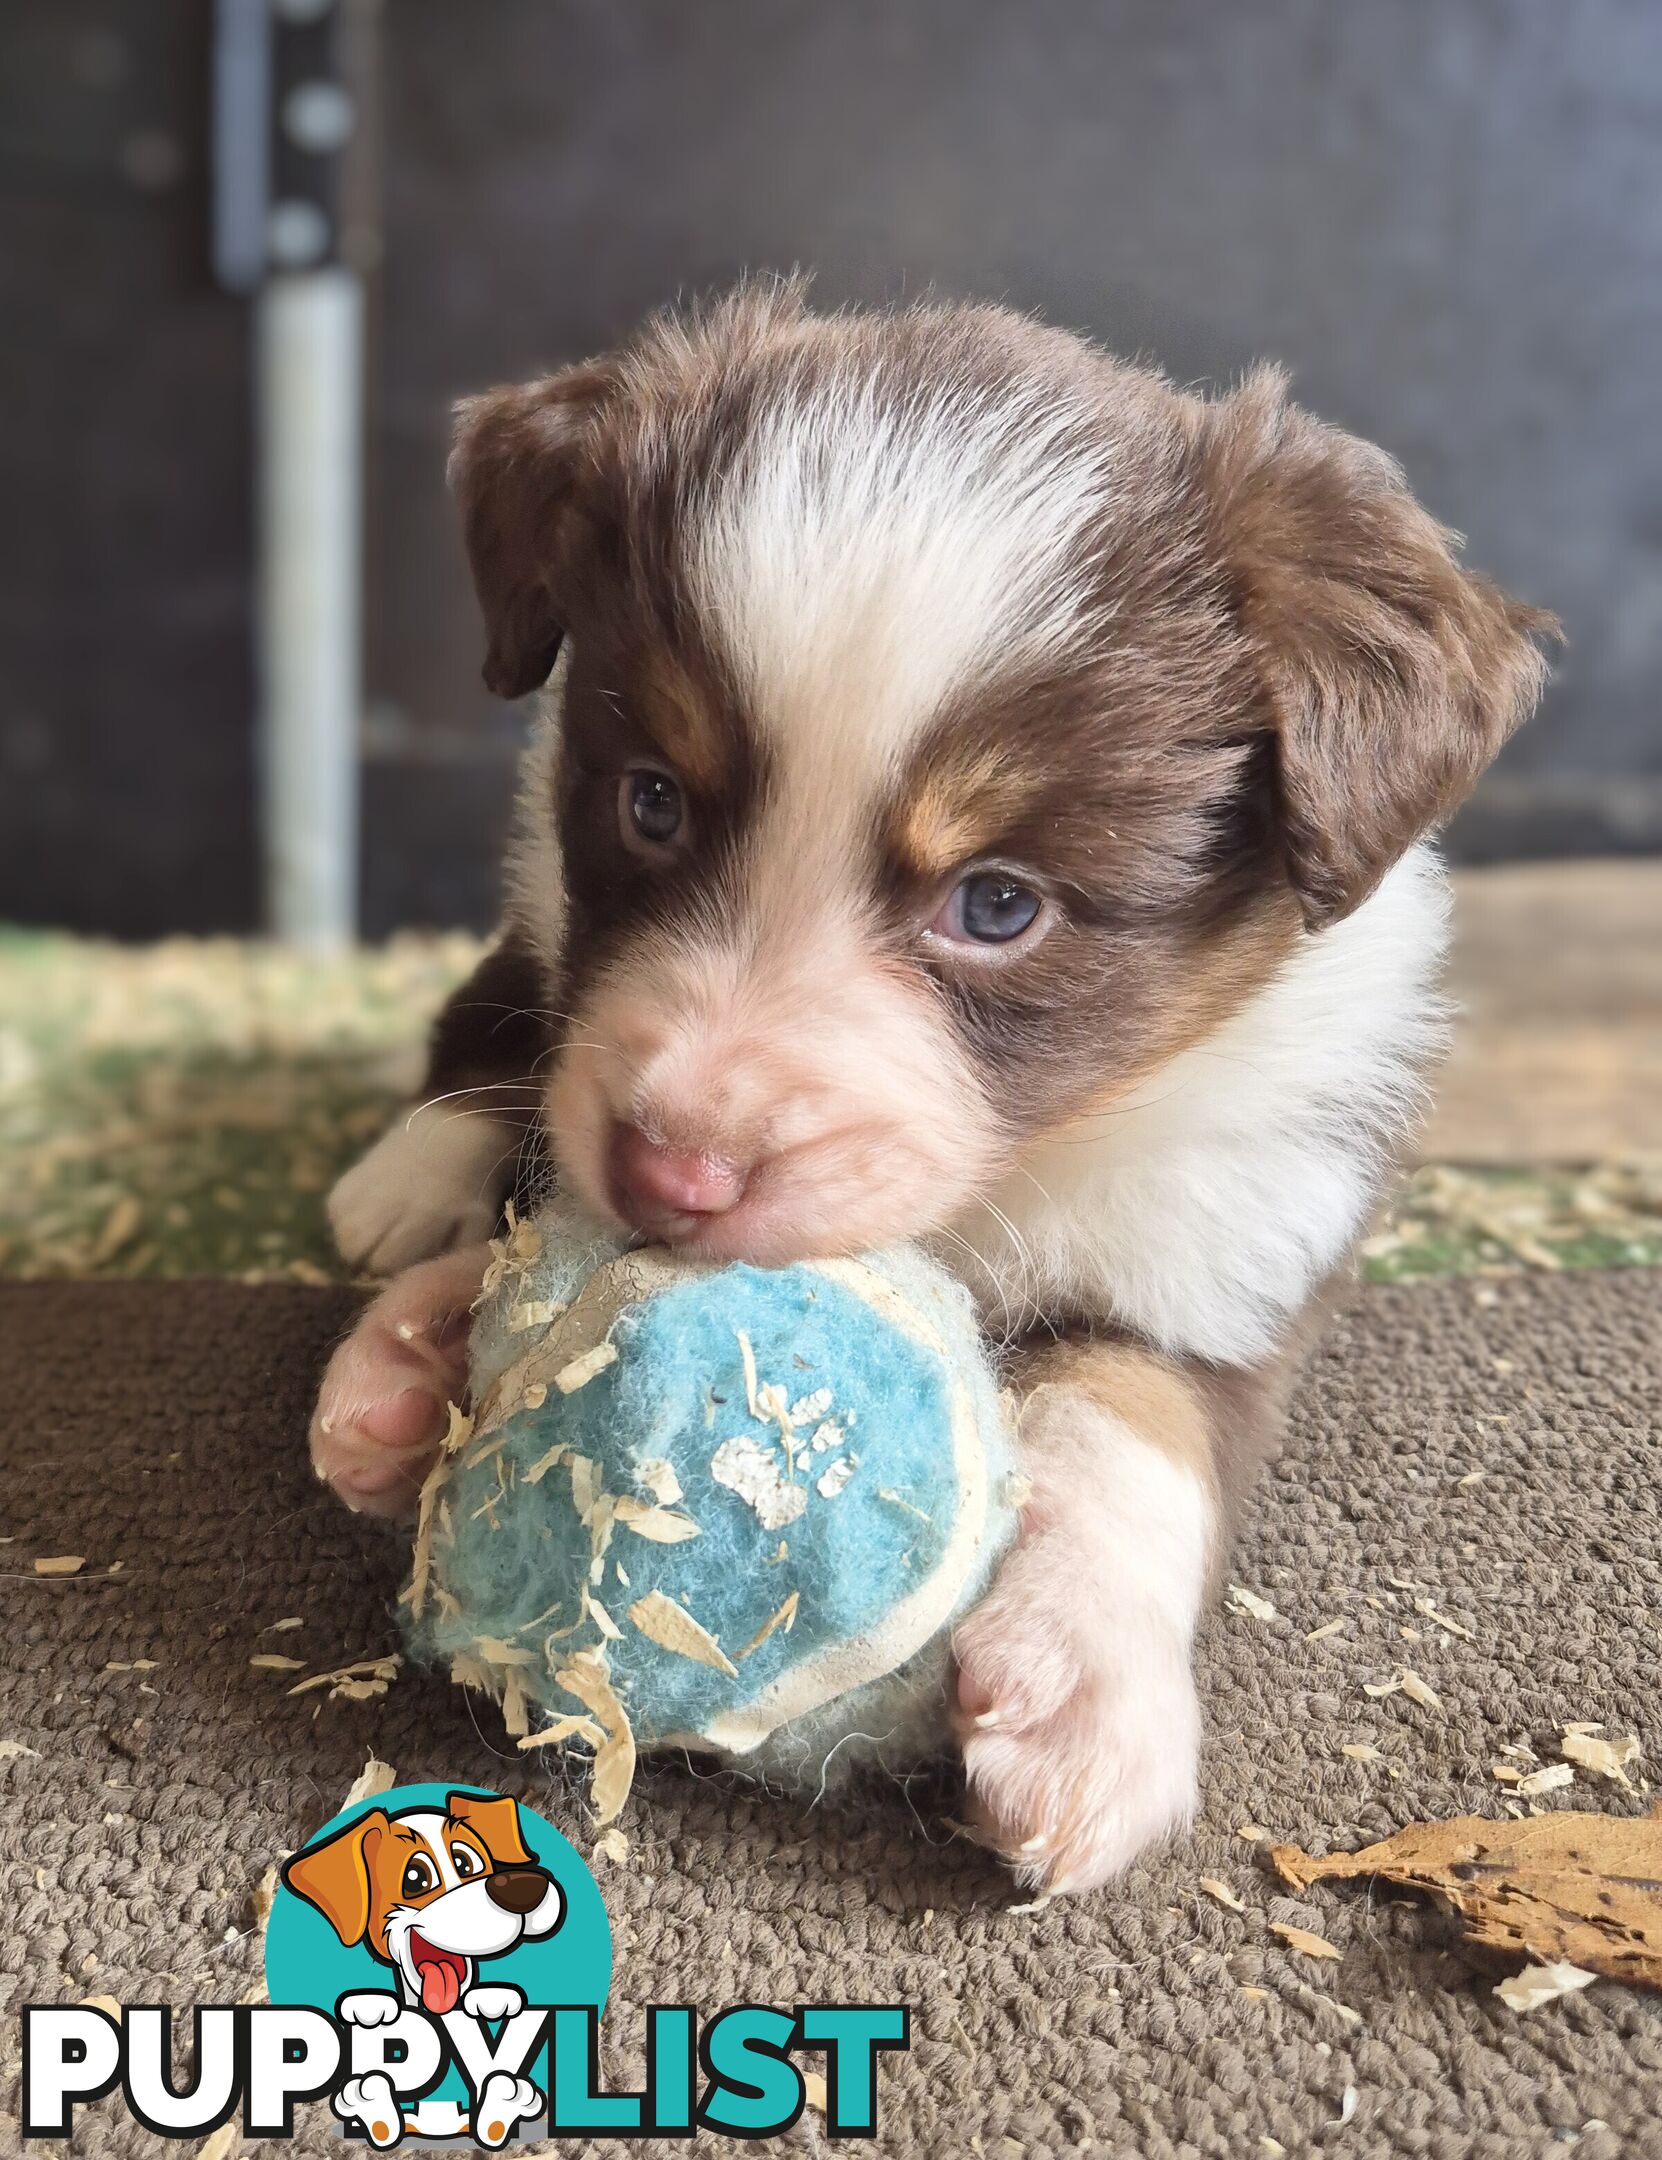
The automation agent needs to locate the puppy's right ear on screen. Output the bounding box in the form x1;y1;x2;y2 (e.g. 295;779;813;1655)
448;362;615;700
280;1808;388;1947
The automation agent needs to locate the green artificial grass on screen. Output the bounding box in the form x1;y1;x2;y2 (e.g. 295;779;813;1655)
2;930;1658;1285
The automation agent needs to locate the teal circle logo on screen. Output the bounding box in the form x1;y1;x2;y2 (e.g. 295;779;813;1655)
266;1783;610;2144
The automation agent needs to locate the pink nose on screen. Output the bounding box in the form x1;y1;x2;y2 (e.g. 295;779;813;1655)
607;1124;748;1232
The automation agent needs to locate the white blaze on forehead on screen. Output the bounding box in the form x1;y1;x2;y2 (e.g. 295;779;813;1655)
690;375;1115;788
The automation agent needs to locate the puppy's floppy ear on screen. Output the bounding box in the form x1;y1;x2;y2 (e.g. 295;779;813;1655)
448;361;616;700
280;1808;388;1946
446;1790;535;1870
1200;369;1557;930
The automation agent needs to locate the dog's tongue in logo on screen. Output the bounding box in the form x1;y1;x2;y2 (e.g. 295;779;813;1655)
410;1933;465;2015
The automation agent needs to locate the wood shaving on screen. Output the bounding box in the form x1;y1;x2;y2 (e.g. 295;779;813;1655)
614;1496;703;1542
510;1298;563;1332
878;1487;932;1523
1200;1877;1246;1913
1341;1743;1387;1765
552;1652;636;1825
79;1994;122;2020
1516;1761;1575;1798
1413;1597;1475;1641
195;2124;239;2160
250;1863;280;1930
628;1589;739;1676
1399;1669;1442;1711
568;1454;600;1522
736;1591;800;1660
249;1654;306;1672
1561;1728;1641;1788
287;1654;401;1700
1494;1960;1600;2012
34;1556;85;1576
442;1401;473;1453
594;1826;630;1866
802;2069;828;2115
90;1194;143;1266
636;1457;683;1507
1272;1808;1662;1989
519;1714;606;1753
1305;1618;1348;1642
1492;1761;1525;1784
523;1439;567;1484
342;1754;397;1807
499;1668;530;1738
1270;1922;1342;1961
587;1594;622;1642
788;1387;833;1426
554;1342;619;1394
710;1434;808;1530
1236;1823;1268;1842
737;1329;762;1417
1227;1584;1278;1623
261;1616;304;1633
815;1456;855;1499
0;1740;40;1761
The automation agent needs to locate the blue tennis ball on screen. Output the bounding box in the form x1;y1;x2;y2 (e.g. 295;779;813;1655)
402;1209;1016;1795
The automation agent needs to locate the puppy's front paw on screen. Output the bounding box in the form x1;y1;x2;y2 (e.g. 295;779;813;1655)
329;1104;517;1274
311;1245;489;1519
955;1538;1200;1896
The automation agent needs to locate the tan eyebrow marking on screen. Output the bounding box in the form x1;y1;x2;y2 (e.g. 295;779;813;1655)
639;652;728;796
896;747;1043;879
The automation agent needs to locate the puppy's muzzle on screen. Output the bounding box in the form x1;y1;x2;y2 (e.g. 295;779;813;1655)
485;1865;552;1914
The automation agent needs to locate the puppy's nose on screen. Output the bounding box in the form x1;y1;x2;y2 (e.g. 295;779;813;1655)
608;1124;748;1233
485;1866;552;1914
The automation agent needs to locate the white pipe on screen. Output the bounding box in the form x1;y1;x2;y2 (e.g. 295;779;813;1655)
256;266;364;947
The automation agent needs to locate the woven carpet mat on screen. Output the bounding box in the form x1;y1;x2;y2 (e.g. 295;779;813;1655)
1;1273;1658;2158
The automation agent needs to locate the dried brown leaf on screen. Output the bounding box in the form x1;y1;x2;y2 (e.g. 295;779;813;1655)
1272;1807;1662;1989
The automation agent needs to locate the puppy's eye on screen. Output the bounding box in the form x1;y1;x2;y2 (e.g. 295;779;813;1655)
401;1855;437;1898
449;1844;484;1879
932;870;1045;947
620;767;685;849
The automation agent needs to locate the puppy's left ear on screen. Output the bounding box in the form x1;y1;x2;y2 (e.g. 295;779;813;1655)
446;1790;535;1870
1199;369;1557;930
448;361;617;701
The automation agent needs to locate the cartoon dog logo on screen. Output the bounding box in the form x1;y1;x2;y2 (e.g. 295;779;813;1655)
282;1790;564;2147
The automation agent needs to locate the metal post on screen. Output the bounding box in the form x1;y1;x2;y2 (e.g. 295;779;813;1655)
256;266;363;947
213;0;372;947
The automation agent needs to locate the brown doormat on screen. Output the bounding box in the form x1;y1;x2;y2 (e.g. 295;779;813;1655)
1;1274;1658;2157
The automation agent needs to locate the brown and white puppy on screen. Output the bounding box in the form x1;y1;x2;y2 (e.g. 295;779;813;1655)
314;284;1551;1893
